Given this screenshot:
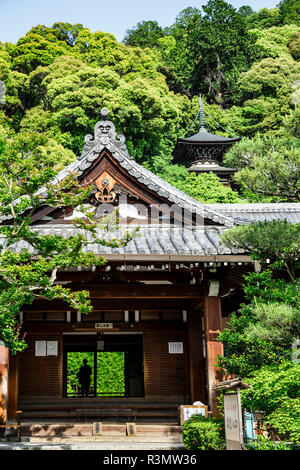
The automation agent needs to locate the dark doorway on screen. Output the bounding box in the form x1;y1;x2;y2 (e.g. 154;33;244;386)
63;334;144;398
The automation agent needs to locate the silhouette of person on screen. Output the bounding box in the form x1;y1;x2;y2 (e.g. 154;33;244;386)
77;359;92;397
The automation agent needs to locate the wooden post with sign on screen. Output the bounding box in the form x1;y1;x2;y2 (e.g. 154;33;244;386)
213;377;250;450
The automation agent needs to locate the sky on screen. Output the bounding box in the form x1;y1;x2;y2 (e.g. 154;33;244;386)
0;0;279;44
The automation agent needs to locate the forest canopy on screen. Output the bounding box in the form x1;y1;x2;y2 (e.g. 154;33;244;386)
0;0;299;203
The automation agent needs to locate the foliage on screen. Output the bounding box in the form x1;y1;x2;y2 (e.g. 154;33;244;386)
0;131;133;353
67;351;125;396
123;21;165;48
245;302;299;346
250;24;299;59
7;25;72;74
245;8;281;30
245;435;296;450
288;31;300;59
166;0;254;105
218;221;300;377
13;53;191;167
182;415;225;450
217;313;293;376
148;156;241;203
224;135;300;201
241;362;300;442
278;0;300;26
243;270;300;307
232;55;300;134
220;220;300;285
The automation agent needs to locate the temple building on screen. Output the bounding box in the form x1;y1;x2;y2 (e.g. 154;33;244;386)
1;109;299;434
172;98;240;185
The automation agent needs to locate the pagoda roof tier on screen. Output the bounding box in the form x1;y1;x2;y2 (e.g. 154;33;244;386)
172;130;241;166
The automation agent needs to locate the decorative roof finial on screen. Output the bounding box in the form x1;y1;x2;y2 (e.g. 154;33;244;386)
199;96;207;133
101;108;109;121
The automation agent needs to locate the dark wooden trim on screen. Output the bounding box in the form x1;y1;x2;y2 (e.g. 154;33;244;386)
22;299;194;312
188;310;206;404
7;354;19;421
66;283;203;299
203;296;224;417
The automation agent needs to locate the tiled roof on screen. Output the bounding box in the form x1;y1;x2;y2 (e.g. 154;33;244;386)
1;112;299;260
205;204;300;225
0;225;244;257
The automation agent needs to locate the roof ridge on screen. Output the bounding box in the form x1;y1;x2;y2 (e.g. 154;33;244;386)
73;112;237;227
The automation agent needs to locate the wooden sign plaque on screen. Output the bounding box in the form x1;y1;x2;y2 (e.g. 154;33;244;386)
92;422;103;436
180;405;208;425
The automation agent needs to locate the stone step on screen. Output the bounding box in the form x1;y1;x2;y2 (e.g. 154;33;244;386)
26;435;183;443
19;423;182;438
0;441;185;450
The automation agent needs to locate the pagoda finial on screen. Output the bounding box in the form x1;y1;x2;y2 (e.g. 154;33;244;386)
199;96;207;133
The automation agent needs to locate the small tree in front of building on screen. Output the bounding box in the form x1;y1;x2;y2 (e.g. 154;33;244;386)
0;131;132;354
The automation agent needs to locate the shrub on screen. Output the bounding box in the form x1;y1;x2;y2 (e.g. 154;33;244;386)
182;415;226;450
245;435;296;450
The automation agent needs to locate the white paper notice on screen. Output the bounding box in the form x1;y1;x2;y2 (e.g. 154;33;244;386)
47;341;58;356
35;341;46;357
168;342;184;354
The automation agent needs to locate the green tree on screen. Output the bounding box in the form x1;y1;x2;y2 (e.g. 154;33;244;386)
244;8;281;30
288;31;300;59
278;0;300;26
241;362;300;442
17;54;191;166
233;55;300;133
224;136;300;201
217;221;300;377
123;20;165;48
162;0;254;106
0;131;132;353
147;154;241;203
221;220;300;285
52;22;84;46
7;25;72;74
250;24;300;59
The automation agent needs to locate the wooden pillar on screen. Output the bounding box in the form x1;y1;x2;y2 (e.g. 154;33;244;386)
0;342;9;425
188;310;206;404
203;295;224;416
7;354;19;421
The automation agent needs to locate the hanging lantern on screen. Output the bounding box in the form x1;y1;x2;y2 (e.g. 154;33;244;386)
97;335;104;351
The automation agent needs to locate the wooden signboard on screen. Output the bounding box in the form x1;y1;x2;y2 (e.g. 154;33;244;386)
224;393;243;450
180;405;208;425
126;422;137;436
95;323;113;329
92;422;103;436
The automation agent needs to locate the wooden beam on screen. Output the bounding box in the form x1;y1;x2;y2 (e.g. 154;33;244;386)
67;283;204;299
22;299;194;312
7;354;19;421
203;296;224;417
56;271;193;283
188;310;206;404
